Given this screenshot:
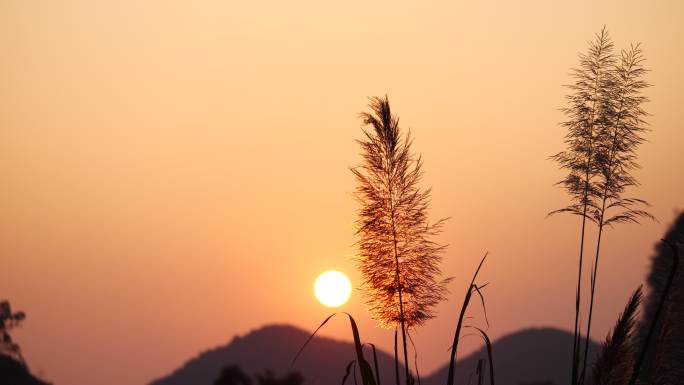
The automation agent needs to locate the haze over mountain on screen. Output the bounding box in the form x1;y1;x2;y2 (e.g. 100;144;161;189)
149;324;598;385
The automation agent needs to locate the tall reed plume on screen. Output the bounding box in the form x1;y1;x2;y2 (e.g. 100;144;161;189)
550;26;615;385
550;28;652;385
352;95;450;385
580;42;653;385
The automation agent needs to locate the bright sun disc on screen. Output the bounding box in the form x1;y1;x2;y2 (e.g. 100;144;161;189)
314;270;352;307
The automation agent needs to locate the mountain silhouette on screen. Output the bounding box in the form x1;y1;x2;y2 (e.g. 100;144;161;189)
149;325;598;385
148;324;399;385
423;328;598;385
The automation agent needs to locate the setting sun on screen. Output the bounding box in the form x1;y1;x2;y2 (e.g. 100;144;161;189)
314;270;352;308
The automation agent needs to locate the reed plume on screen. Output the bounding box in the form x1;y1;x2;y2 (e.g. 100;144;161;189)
549;27;615;385
351;95;450;385
580;43;653;385
590;286;642;385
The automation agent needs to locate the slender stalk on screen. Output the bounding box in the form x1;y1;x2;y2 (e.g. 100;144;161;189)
407;330;421;385
572;206;589;385
571;35;609;385
369;344;381;385
387;143;410;385
394;328;400;385
572;46;606;385
476;360;485;385
579;95;626;385
578;219;604;385
393;224;410;385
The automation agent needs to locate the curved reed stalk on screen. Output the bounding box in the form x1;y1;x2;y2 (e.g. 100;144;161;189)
465;326;495;385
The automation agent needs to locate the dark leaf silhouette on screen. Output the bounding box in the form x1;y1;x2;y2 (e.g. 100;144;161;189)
636;213;684;385
590;286;642;385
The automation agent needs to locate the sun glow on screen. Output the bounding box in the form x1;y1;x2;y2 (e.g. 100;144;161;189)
314;270;352;307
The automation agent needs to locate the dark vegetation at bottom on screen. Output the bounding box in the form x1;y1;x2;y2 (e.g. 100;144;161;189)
214;365;303;385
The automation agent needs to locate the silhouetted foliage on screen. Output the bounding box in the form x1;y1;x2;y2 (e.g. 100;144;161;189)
214;365;304;385
214;365;253;385
0;300;26;365
590;286;642;385
0;354;50;385
637;212;684;385
255;370;304;385
0;303;50;385
517;382;554;385
351;95;450;384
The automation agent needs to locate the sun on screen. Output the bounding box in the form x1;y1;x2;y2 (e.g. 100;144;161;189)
314;270;352;307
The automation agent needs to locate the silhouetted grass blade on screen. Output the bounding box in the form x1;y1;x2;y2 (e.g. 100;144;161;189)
291;313;377;385
447;252;488;385
342;360;356;385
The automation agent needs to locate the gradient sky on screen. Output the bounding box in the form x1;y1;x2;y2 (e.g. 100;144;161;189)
1;1;683;385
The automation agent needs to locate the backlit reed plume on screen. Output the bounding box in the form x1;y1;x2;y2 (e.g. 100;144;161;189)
579;43;653;385
590;286;642;385
550;27;615;385
352;95;450;385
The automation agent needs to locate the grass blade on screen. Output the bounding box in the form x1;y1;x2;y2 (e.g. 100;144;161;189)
291;313;376;385
447;252;488;385
364;343;381;385
342;361;356;385
290;313;337;368
469;326;495;385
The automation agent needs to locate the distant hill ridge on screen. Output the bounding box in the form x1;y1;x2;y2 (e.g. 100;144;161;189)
149;324;598;385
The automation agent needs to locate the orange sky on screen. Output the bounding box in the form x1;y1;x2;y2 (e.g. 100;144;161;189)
1;1;683;385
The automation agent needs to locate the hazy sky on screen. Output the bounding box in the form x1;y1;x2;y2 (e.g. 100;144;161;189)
1;1;683;385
